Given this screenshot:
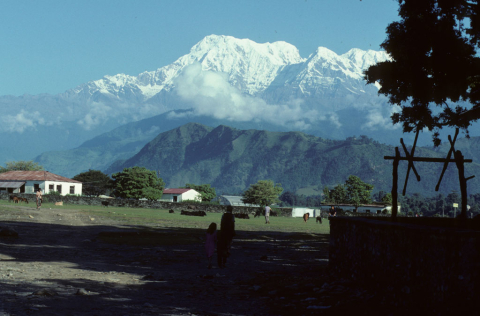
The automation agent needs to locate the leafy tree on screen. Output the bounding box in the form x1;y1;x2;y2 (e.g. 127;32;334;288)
279;191;297;206
365;0;480;145
183;183;216;202
330;184;347;205
373;190;388;202
73;169;113;197
112;166;165;200
0;161;44;173
241;180;283;206
322;186;331;203
381;193;393;205
345;175;374;212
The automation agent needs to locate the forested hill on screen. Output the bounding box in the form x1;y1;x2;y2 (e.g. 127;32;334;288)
105;123;480;196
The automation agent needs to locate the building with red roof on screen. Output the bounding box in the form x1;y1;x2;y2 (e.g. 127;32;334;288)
0;171;82;196
161;188;201;202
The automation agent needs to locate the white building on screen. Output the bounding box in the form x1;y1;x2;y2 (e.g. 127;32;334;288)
161;188;201;202
292;207;320;217
0;171;82;196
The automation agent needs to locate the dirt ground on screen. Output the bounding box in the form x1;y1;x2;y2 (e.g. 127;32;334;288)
0;205;388;316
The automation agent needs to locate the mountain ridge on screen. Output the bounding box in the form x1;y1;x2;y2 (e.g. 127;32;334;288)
102;122;480;196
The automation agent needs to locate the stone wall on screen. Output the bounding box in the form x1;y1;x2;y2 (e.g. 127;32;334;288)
329;217;480;311
0;193;293;216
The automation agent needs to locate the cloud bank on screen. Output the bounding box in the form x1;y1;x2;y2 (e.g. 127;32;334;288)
174;63;326;130
0;110;46;133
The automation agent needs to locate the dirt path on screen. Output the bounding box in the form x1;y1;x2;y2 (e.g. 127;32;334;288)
0;205;377;316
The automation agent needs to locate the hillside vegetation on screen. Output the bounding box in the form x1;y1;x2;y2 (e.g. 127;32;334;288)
105;123;480;196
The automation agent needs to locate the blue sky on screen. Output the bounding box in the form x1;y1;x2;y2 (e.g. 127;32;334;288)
0;0;400;96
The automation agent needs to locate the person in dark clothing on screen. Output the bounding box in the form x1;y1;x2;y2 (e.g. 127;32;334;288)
217;231;228;268
220;205;236;259
329;206;336;217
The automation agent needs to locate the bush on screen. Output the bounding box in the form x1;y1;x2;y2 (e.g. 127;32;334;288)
46;191;61;196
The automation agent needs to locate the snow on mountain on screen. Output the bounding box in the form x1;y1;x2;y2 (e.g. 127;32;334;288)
0;34;402;167
66;35;390;105
342;48;391;71
58;35;392;133
0;35;392;157
67;35;307;103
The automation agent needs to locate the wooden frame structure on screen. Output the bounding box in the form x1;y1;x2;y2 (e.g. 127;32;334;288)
384;129;474;218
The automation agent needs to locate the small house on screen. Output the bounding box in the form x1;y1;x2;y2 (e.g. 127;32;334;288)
161;188;201;202
0;171;82;196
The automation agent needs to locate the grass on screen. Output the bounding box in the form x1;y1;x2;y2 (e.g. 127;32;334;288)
0;200;330;234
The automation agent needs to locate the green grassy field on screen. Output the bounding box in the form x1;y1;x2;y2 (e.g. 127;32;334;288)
0;200;330;234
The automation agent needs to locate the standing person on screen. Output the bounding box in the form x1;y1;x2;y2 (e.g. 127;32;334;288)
220;205;235;260
36;188;42;210
217;231;228;269
329;206;336;217
205;223;217;269
265;204;271;224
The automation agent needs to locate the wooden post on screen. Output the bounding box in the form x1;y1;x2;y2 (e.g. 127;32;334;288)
454;150;472;219
392;147;400;218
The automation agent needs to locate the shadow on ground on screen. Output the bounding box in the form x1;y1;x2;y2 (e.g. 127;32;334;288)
0;217;344;316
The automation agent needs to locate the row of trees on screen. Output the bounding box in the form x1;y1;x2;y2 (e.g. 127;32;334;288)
8;160;477;218
322;175;375;211
0;161;375;208
241;176;377;211
399;191;480;218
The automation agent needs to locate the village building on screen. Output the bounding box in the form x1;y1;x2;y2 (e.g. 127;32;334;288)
217;195;260;207
161;188;201;202
0;171;82;196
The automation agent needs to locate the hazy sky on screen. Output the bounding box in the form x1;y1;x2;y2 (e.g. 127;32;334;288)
0;0;400;96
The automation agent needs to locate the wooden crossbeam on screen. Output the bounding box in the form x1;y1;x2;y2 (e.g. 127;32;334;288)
400;130;421;195
385;128;474;219
435;128;459;191
384;156;472;163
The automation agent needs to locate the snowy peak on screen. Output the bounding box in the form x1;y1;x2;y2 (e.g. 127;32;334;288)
66;35;389;101
299;46;390;82
190;35;304;66
342;48;391;71
179;35;306;94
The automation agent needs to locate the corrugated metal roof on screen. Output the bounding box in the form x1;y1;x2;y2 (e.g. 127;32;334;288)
0;181;25;188
0;171;81;183
163;188;191;194
219;195;255;206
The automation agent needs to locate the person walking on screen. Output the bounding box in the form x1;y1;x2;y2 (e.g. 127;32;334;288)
205;223;217;269
265;204;271;224
36;188;42;210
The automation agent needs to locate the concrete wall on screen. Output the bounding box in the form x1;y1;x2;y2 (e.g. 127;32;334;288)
329;217;480;310
0;193;293;216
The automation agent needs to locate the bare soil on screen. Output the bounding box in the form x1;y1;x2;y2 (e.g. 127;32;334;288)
0;205;384;316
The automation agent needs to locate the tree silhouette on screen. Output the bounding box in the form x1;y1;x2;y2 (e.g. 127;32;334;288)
365;0;480;145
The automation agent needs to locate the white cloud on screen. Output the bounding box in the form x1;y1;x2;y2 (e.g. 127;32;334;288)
0;110;45;133
77;102;112;130
362;106;400;131
173;63;333;130
76;101;168;130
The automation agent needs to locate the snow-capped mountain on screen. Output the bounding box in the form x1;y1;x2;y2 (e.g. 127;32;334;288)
68;35;307;102
67;35;388;103
0;34;395;164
